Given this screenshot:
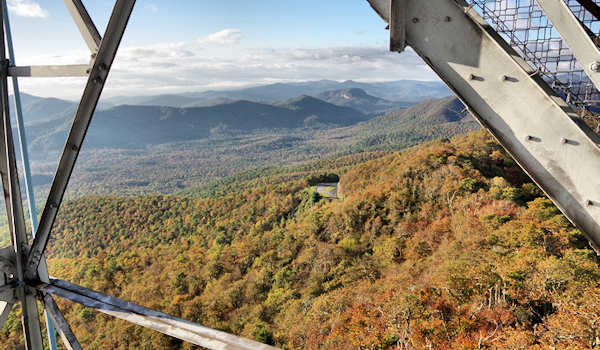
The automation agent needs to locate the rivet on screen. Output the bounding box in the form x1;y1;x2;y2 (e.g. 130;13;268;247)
70;144;79;151
445;16;452;22
587;200;594;207
560;137;568;144
49;202;58;209
98;63;107;71
591;61;600;72
501;75;509;81
525;135;533;141
93;77;103;84
469;73;476;80
412;18;419;23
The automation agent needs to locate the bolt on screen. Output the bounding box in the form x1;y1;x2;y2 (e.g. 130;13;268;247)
445;16;452;22
49;202;58;209
412;18;419;23
70;144;79;151
591;61;600;72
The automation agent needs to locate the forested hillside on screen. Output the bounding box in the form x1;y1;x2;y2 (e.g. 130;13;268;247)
23;97;476;197
2;130;598;349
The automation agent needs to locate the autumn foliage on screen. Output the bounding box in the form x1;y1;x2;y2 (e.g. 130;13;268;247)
2;130;600;349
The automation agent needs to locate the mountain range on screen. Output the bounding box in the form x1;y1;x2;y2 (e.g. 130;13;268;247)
315;88;411;115
26;95;369;153
13;80;451;133
18;80;448;154
101;79;451;108
8;79;473;196
20;96;476;196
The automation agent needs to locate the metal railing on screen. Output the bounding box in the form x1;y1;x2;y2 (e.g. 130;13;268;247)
470;0;600;112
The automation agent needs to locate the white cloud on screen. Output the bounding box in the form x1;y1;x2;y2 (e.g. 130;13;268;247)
15;39;439;99
198;29;242;46
145;3;158;13
7;0;48;18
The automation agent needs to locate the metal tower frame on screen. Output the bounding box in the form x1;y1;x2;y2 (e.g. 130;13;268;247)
2;0;600;349
0;1;278;349
369;0;600;253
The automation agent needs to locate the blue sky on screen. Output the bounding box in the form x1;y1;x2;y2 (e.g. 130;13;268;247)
6;0;436;99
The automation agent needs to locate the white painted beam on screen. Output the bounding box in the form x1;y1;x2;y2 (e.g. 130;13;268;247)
62;0;101;53
367;0;600;252
8;65;89;78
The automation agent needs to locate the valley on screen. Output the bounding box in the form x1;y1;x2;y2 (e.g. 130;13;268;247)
1;79;598;350
2;80;464;245
22;91;471;197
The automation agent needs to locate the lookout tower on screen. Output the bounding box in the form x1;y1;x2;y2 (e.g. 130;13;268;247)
3;0;600;349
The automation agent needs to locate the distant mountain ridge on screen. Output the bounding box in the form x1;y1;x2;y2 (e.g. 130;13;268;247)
9;93;76;124
20;95;477;196
103;79;451;108
26;96;369;153
13;80;451;127
316;88;411;115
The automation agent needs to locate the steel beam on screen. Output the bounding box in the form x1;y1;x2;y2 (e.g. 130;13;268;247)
390;0;407;52
575;0;600;20
535;0;600;91
0;4;44;349
2;1;59;347
42;294;82;350
368;0;600;252
62;0;101;53
8;64;90;77
41;278;279;350
25;0;137;280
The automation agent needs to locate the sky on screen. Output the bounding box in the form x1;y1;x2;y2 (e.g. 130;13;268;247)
5;0;437;99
